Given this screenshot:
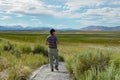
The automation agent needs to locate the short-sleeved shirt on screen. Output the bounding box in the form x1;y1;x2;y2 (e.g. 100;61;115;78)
46;35;57;49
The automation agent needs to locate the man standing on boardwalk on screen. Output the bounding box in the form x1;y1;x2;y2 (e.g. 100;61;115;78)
46;29;59;72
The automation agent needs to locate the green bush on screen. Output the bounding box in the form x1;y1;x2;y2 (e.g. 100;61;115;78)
10;47;22;58
33;45;48;57
20;45;32;53
0;51;48;80
83;63;120;80
66;50;111;80
110;59;120;68
59;55;64;62
3;41;13;51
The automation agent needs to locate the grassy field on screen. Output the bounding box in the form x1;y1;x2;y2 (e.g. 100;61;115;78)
0;31;120;44
0;31;120;80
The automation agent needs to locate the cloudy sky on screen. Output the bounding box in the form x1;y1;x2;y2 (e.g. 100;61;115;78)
0;0;120;29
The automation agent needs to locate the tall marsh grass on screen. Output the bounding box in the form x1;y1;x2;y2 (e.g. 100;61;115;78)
66;49;120;80
33;45;48;56
0;40;48;80
0;32;120;80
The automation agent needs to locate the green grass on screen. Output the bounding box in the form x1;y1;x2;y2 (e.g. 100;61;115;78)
60;43;120;80
66;49;116;80
0;31;120;80
0;40;48;80
0;52;48;80
0;31;120;44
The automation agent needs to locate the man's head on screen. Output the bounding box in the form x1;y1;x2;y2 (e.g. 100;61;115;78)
50;29;56;35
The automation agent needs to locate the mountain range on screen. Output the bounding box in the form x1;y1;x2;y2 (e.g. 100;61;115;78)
0;25;51;31
80;26;120;31
0;25;120;31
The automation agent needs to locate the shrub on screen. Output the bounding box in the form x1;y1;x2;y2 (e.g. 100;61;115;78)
110;59;120;68
0;52;48;80
0;38;2;42
66;50;111;80
10;45;22;58
59;54;64;62
3;41;13;51
84;63;120;80
20;45;32;53
33;45;48;57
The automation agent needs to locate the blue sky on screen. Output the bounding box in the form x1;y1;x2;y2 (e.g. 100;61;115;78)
0;0;120;29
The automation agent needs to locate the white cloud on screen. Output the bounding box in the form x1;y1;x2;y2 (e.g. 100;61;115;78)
0;0;119;19
0;0;120;27
76;19;102;26
31;19;43;26
0;0;88;18
83;7;120;24
64;0;105;11
43;24;70;29
1;16;11;20
76;7;120;26
46;5;62;9
70;7;120;25
109;0;120;5
0;0;63;18
100;17;120;24
84;7;120;17
0;22;29;27
31;19;40;21
15;14;24;17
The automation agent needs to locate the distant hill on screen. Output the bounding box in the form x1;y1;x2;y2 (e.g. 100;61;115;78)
80;26;120;31
0;25;76;31
0;25;51;31
0;25;120;31
0;25;23;30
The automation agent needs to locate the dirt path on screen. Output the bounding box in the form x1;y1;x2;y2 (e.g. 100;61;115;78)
28;62;73;80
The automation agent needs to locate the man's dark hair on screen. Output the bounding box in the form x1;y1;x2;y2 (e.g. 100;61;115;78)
50;29;56;35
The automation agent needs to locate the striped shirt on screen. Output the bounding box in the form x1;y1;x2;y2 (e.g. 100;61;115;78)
46;35;57;49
